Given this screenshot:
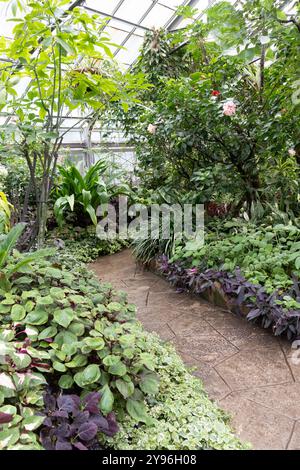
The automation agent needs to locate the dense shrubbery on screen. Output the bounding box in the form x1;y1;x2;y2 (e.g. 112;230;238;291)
172;223;300;296
47;225;129;263
113;1;299;217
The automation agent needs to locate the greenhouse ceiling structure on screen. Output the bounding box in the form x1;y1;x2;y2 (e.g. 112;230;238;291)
0;0;242;170
0;1;238;69
0;0;237;124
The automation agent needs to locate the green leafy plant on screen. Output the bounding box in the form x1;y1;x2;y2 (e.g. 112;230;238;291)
103;335;248;450
0;337;47;450
0;223;54;291
48;225;129;263
172;223;300;310
53;160;131;227
0;192;13;234
0;252;160;426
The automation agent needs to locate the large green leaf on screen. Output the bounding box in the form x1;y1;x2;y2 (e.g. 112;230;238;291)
53;308;74;328
0;223;25;268
66;194;75;211
82;189;91;208
100;384;114;413
126;398;149;424
74;364;101;387
85;204;97;225
56;36;76;55
115;378;134;399
25;309;49;325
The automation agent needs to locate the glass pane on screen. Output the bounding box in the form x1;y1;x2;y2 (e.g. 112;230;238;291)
109;17;133;33
141;4;173;28
85;0;123;15
103;25;129;47
115;34;144;64
194;0;210;11
114;0;153;24
0;4;18;38
159;0;182;9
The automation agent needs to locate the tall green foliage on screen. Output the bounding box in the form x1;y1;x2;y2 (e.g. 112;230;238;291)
0;0;147;246
53;160;131;226
115;0;300;214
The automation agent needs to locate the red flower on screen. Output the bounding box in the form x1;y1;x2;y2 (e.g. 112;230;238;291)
211;90;221;96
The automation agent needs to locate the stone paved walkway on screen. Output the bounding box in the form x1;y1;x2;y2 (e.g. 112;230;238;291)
90;249;300;450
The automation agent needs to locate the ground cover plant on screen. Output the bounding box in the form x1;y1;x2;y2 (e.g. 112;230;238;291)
172;223;300;296
48;225;129;263
103;335;248;450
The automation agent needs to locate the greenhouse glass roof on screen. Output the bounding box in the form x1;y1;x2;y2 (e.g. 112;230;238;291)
0;0;238;68
0;0;236;129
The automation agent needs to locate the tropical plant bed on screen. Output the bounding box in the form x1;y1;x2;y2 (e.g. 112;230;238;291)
157;255;300;341
147;224;300;341
0;227;245;450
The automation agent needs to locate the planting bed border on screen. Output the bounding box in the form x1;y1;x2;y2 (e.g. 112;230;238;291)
144;258;300;341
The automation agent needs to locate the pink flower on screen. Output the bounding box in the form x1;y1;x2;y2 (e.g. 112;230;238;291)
223;101;237;116
147;123;157;134
288;148;296;156
187;267;198;275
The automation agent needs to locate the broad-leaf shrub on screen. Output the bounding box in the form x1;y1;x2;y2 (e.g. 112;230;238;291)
53;160;131;227
115;1;300;216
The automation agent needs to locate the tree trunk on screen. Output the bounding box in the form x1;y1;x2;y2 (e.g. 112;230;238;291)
37;175;49;248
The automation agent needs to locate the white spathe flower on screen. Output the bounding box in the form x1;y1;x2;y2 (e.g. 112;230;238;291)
288;148;296;157
147;123;157;134
0;165;8;178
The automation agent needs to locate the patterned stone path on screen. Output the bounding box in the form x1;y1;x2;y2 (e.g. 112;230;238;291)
91;250;300;450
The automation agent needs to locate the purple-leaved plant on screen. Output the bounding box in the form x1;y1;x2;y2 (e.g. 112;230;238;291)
159;256;300;340
40;391;118;450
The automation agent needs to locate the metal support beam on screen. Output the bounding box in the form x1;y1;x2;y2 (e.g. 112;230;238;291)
166;0;200;31
83;6;152;32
